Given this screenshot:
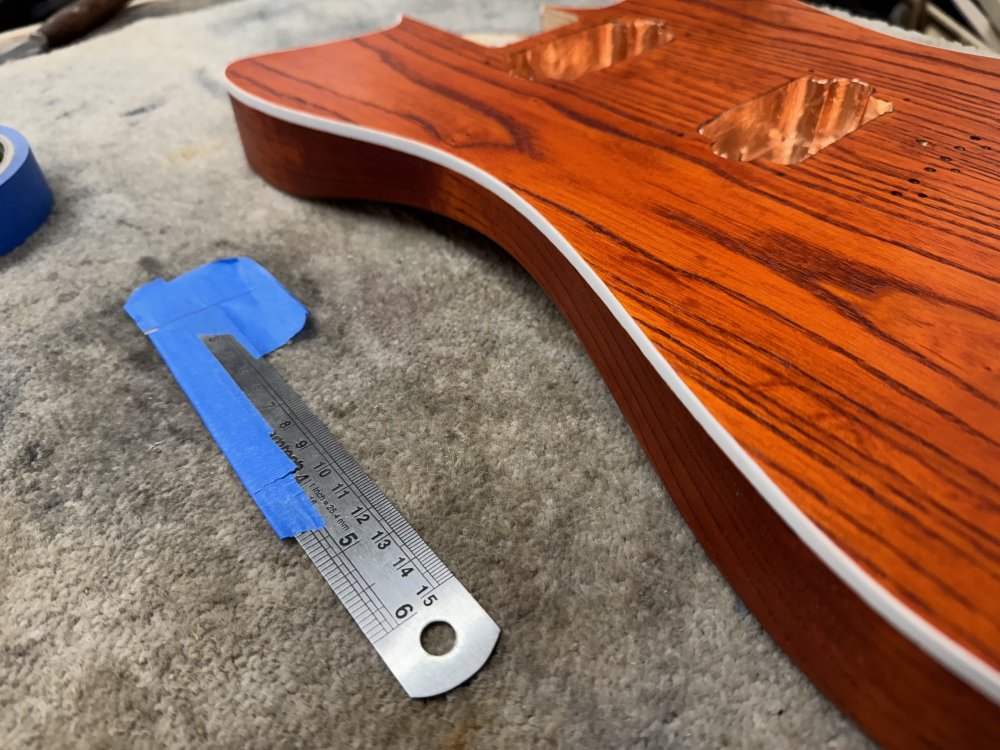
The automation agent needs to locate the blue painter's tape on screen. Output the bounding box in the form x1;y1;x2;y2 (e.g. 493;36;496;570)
0;125;54;255
125;257;324;538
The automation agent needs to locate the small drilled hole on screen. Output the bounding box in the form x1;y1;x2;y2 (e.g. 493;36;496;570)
951;168;960;173
917;192;928;198
890;190;903;196
916;139;930;146
970;135;982;141
420;621;456;656
955;145;965;151
925;166;937;172
908;178;920;184
940;155;952;162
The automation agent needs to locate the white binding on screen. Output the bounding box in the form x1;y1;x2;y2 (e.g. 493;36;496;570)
227;80;1000;705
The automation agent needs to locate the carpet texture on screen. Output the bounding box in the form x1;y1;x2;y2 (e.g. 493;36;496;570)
0;1;890;747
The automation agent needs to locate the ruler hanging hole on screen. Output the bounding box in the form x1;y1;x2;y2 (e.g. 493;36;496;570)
420;620;457;656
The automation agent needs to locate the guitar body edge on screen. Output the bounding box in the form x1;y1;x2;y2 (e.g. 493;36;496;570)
229;94;1000;748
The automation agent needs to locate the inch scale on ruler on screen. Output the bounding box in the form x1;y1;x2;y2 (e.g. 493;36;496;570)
202;334;499;698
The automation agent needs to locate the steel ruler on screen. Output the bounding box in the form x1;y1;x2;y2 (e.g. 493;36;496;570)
202;334;499;698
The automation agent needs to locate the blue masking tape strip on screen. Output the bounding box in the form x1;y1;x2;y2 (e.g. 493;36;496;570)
125;257;324;538
0;125;54;256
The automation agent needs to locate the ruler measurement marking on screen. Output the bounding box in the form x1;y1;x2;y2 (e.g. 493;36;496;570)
252;375;378;519
202;335;498;696
317;561;338;577
358;581;392;622
206;337;399;621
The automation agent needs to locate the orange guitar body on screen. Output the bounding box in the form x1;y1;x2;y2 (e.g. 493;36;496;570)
225;2;1000;746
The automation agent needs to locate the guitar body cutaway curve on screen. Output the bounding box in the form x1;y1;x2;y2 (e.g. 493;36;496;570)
225;1;1000;746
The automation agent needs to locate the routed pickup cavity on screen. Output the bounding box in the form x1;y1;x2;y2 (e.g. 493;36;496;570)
507;16;671;82
700;76;892;165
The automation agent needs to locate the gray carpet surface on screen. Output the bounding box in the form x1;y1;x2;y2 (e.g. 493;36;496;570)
0;1;881;747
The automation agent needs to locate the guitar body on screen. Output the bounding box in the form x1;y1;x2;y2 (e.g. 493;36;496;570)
225;1;1000;746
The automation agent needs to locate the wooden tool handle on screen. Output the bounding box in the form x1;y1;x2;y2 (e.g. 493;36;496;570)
38;0;128;48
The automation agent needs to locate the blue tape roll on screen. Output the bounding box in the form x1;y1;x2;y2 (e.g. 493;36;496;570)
0;125;54;256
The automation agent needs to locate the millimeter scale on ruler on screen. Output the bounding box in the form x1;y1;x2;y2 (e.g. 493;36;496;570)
202;334;499;698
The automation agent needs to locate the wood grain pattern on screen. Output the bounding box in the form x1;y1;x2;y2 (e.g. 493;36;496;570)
225;1;1000;745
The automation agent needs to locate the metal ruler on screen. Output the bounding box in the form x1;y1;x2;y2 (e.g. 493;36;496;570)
202;334;499;698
